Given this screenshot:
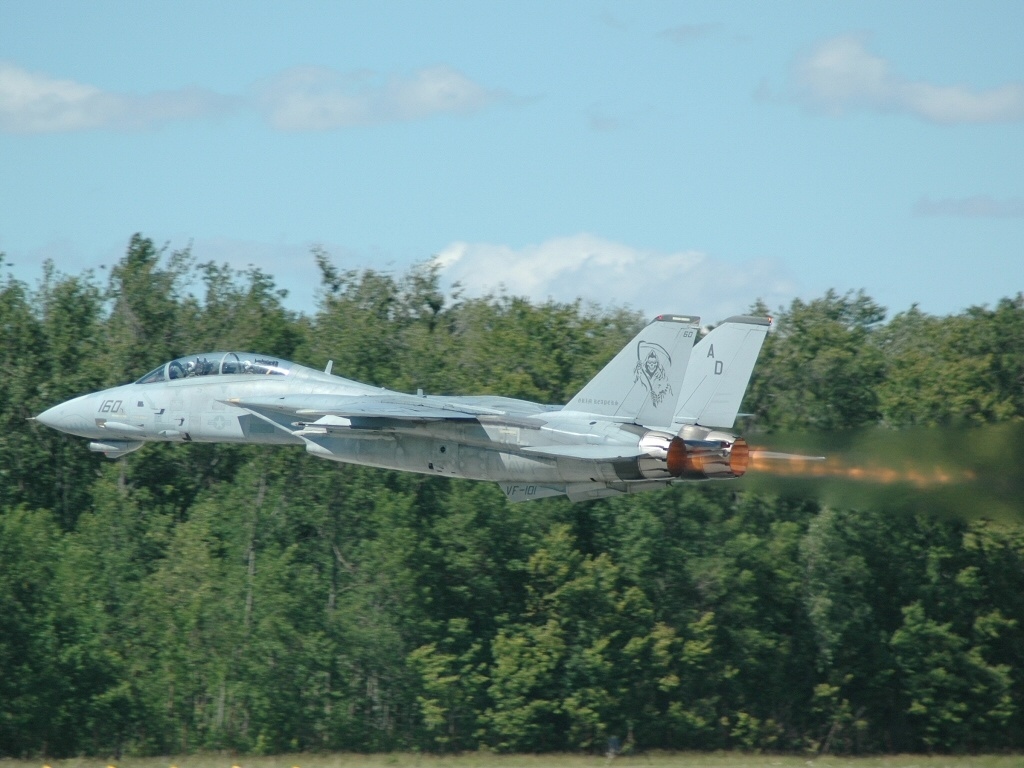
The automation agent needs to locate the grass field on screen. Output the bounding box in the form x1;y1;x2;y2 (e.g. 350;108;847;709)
2;752;1021;768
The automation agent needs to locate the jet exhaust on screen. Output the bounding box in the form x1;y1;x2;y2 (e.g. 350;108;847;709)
637;430;689;479
636;428;748;480
675;425;749;479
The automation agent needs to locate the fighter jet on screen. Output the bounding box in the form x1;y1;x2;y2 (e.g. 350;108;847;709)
35;314;771;502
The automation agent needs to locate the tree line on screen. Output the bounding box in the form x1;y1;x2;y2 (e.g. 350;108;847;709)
1;234;1022;756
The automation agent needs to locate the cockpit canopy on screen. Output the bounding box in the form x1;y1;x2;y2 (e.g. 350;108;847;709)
136;352;293;384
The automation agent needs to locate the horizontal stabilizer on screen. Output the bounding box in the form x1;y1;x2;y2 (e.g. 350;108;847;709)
564;480;673;502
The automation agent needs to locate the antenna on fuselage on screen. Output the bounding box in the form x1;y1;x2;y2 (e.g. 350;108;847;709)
325;360;334;375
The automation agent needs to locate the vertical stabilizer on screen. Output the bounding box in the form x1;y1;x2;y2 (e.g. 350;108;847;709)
565;314;700;426
674;315;770;428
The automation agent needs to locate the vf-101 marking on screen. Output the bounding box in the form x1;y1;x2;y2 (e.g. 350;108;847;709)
36;315;772;502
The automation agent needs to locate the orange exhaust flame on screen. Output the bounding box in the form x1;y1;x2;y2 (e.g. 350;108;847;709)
748;451;975;490
739;425;1024;523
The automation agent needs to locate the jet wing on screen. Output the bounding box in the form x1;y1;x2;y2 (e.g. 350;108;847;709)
225;393;495;429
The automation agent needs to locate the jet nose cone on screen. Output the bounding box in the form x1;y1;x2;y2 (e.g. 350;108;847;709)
36;396;97;437
35;404;64;430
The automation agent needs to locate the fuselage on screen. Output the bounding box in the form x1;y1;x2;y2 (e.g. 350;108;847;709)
38;355;359;446
36;348;750;498
36;315;774;502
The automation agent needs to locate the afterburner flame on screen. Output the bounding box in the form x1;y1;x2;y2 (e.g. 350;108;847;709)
729;438;750;477
749;451;974;489
667;437;688;477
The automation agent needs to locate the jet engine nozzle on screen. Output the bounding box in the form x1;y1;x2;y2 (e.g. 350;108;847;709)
674;425;750;479
637;430;689;479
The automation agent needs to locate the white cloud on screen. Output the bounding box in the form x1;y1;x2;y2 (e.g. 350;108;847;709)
0;62;234;133
0;62;503;134
794;35;1024;124
914;195;1024;218
254;65;502;131
434;233;796;321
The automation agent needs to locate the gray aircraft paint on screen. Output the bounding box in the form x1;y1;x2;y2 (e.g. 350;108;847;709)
36;315;771;501
565;314;699;426
675;315;771;429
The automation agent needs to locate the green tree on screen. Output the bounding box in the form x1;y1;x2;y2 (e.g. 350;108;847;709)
6;245;1024;757
878;301;1024;426
34;264;109;524
407;618;488;750
484;524;700;751
193;261;303;356
891;601;1014;750
0;266;49;511
49;464;174;755
747;290;886;432
0;508;65;755
103;234;197;382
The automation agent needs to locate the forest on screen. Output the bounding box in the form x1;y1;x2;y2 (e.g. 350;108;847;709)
1;234;1022;757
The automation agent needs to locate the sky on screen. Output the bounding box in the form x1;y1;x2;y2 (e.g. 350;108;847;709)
1;1;1022;323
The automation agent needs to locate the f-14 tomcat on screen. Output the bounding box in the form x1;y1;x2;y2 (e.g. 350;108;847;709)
36;314;771;502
